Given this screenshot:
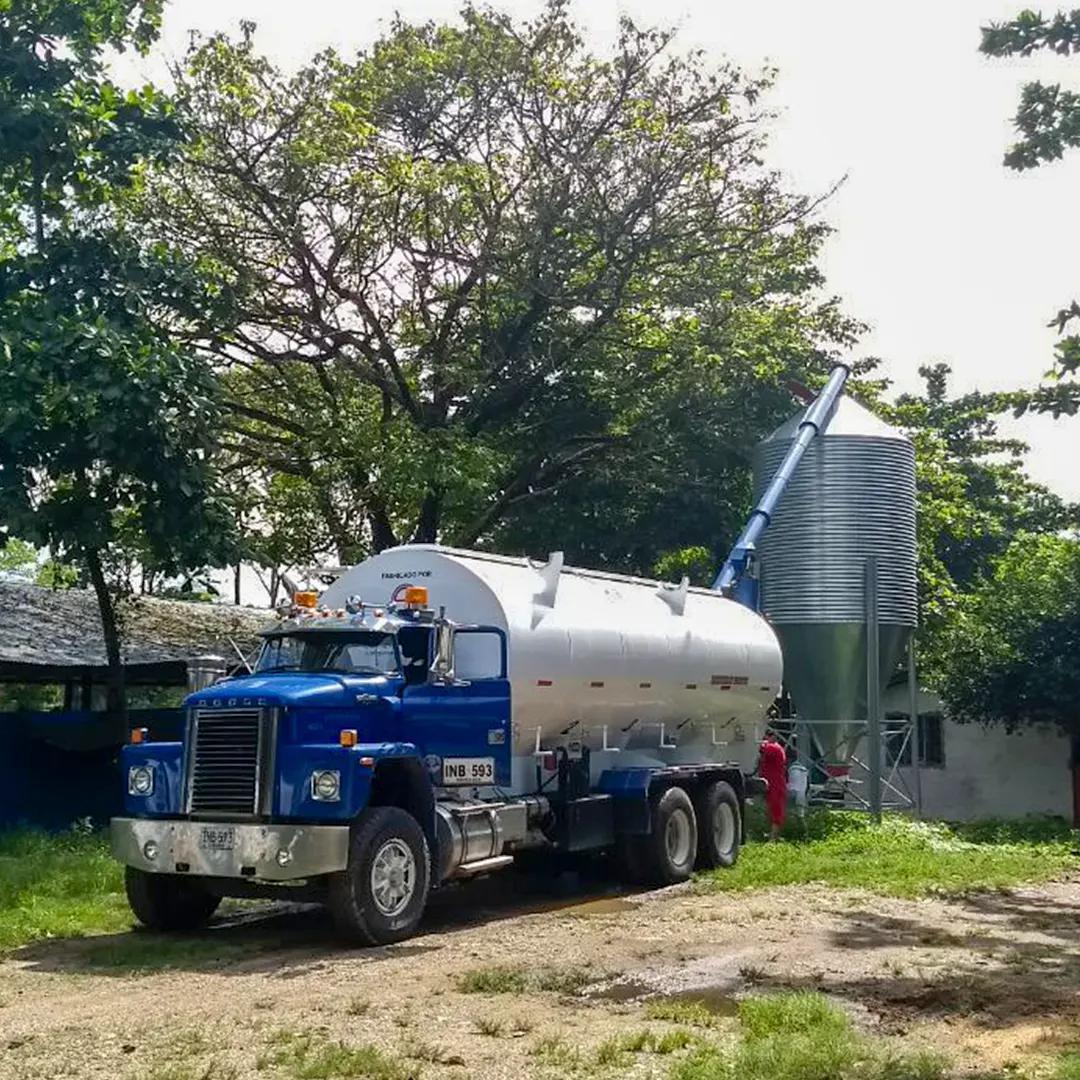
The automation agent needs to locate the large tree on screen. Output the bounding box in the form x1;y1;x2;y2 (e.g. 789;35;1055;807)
886;363;1078;647
980;9;1080;408
139;2;859;569
0;0;239;716
933;533;1080;735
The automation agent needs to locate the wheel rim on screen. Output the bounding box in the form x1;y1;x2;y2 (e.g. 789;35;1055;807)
665;807;693;868
714;802;736;856
370;839;416;917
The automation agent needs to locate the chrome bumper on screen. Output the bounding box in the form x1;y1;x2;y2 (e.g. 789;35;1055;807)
110;818;350;882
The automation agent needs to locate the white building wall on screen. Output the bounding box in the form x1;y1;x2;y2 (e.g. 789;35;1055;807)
882;683;1072;822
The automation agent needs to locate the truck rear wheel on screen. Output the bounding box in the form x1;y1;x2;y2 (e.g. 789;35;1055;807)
328;806;430;946
124;867;221;932
642;786;698;886
694;780;741;869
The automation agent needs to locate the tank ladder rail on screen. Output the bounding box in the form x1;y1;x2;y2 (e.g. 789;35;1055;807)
713;363;851;608
533;723;623;755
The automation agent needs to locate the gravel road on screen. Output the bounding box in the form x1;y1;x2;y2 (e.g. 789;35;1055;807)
3;871;1080;1079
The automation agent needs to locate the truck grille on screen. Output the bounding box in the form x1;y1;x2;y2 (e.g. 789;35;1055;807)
188;708;266;816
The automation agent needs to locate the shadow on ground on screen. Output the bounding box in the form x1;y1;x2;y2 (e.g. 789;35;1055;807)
9;864;646;977
760;890;1080;1034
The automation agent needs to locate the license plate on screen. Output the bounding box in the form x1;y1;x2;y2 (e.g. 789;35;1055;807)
442;758;495;785
198;826;235;852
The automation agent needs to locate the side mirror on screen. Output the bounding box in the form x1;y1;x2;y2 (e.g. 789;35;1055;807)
430;613;455;683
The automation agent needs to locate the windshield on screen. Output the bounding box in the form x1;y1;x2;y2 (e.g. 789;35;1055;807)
255;631;400;676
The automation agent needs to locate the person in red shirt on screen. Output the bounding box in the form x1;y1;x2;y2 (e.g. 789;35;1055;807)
757;729;789;840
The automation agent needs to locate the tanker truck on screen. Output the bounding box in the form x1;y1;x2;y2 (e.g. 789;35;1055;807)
109;367;852;946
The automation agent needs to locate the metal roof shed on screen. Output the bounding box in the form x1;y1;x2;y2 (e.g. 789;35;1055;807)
0;580;269;690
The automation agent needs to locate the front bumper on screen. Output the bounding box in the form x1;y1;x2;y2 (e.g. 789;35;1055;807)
110;817;350;882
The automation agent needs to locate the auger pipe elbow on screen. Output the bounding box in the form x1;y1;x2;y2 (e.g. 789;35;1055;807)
713;363;851;595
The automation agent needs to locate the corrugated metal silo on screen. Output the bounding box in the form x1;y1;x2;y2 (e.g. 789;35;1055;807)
753;394;917;760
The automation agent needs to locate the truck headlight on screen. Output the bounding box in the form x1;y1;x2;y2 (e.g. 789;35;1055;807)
311;770;341;802
128;765;154;796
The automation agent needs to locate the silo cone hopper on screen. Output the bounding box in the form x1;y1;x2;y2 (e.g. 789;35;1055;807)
754;394;918;772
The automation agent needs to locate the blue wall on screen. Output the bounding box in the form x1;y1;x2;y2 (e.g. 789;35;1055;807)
0;709;183;831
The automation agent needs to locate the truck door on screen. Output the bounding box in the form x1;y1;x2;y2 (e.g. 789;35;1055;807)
401;627;512;789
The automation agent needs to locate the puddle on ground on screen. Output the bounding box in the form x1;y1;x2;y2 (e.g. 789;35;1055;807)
663;989;740;1016
586;980;739;1015
585;951;762;1012
565;898;641;917
588;979;653;1003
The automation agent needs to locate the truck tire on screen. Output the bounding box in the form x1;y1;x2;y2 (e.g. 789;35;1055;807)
642;786;698;886
124;867;221;932
694;780;741;869
328;806;431;946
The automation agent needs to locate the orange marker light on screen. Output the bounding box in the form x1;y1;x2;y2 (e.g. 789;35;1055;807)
339;729;358;748
294;591;318;609
130;727;148;745
359;756;375;767
404;586;428;607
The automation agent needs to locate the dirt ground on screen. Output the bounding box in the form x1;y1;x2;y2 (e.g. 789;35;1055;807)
3;871;1080;1080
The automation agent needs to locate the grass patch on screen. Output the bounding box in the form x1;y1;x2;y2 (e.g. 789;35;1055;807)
736;990;850;1041
0;826;129;949
670;991;946;1080
1052;1053;1080;1080
401;1038;452;1064
146;1062;238;1080
458;965;531;994
646;1000;718;1028
596;1028;701;1069
457;963;591;995
530;1034;585;1072
261;1032;416;1080
699;812;1078;898
655;1030;697;1054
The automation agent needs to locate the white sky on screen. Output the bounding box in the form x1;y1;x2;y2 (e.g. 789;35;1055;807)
116;0;1080;503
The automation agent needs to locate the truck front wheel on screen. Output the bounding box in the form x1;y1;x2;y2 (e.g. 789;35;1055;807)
328;806;431;946
643;786;698;886
694;780;741;869
125;867;221;932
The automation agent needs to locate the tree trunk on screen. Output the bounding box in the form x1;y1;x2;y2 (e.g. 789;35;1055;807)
369;500;398;554
234;563;242;605
412;490;442;545
86;547;127;737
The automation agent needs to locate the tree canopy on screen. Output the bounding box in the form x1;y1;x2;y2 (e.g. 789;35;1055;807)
136;1;858;573
932;533;1080;735
0;0;239;712
885;363;1078;648
981;7;1080;403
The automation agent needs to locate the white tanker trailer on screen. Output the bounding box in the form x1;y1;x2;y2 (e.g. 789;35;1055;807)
110;367;852;946
320;546;783;773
